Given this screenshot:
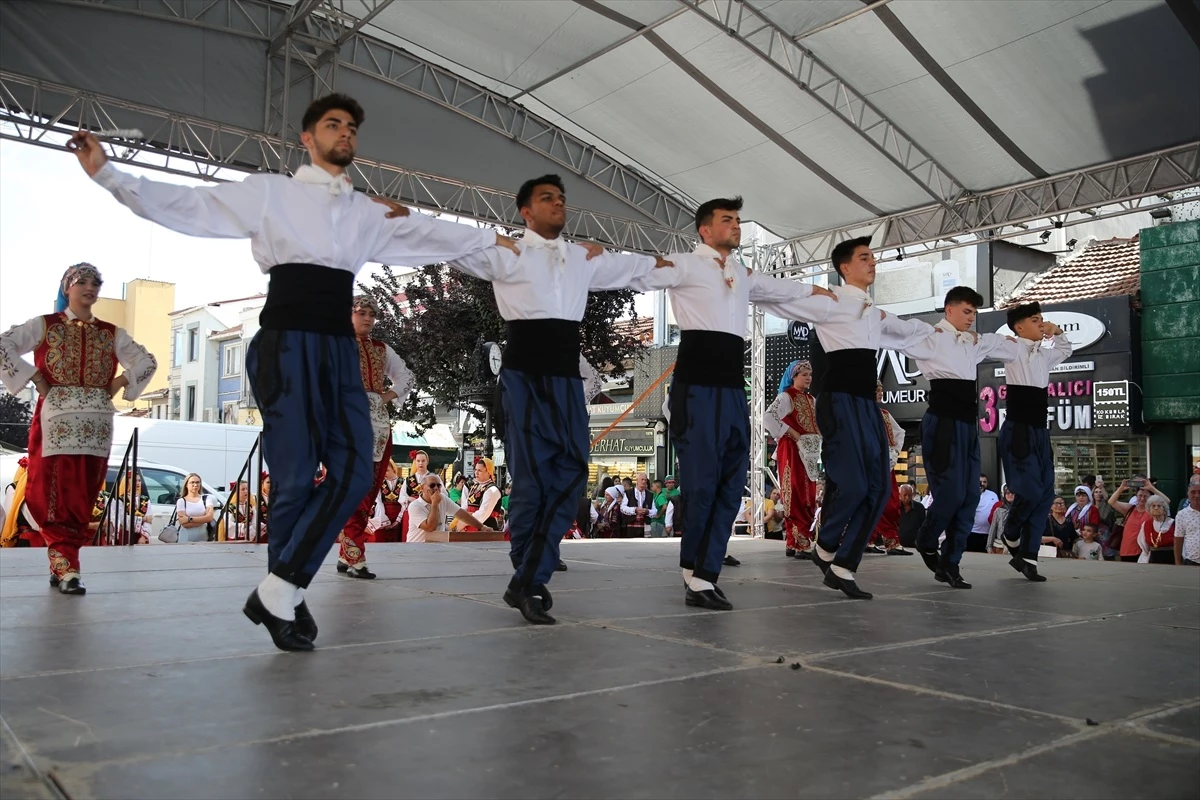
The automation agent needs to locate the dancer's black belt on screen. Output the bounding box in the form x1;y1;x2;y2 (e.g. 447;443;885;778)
675;330;745;389
928;379;977;423
504;319;580;378
260;263;354;336
821;349;876;398
1006;385;1049;426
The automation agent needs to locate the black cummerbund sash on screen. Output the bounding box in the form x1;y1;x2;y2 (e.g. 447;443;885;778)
822;349;877;398
1006;384;1049;427
928;379;977;423
504;319;580;378
675;330;745;389
260;264;354;336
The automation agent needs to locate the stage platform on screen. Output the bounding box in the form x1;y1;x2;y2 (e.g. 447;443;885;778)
1;540;1197;799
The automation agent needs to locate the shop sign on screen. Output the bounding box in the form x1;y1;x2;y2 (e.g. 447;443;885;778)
590;427;655;455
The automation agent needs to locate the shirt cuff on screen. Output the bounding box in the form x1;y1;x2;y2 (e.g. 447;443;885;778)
91;162;124;191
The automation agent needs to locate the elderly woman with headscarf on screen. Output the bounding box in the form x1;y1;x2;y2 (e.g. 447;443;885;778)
0;264;157;594
1066;483;1110;556
764;359;821;559
1137;495;1176;564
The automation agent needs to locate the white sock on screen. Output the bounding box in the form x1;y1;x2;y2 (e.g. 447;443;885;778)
1024;558;1038;567
257;574;297;621
830;564;855;581
816;545;836;563
688;576;715;592
294;586;305;608
682;567;693;584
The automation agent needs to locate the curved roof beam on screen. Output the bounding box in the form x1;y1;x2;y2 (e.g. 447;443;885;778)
575;0;883;217
54;0;695;232
0;71;693;254
676;0;968;215
865;2;1049;179
756;141;1200;271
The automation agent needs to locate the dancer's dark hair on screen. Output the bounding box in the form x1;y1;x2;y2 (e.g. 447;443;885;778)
830;237;872;278
302;94;365;132
944;286;984;308
694;197;743;232
517;175;565;211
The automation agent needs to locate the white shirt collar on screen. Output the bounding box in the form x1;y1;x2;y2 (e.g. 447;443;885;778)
833;284;873;317
521;227;569;270
293;164;354;196
692;244;740;291
935;318;972;342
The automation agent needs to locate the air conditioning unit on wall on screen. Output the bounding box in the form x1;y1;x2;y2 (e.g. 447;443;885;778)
202;408;215;423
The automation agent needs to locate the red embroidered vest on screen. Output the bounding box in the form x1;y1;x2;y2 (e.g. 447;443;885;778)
357;336;388;394
35;313;118;388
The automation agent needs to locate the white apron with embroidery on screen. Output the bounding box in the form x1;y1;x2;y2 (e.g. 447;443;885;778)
797;433;822;481
367;392;391;462
40;385;116;458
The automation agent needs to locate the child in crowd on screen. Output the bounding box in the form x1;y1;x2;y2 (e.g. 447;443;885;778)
1072;523;1104;561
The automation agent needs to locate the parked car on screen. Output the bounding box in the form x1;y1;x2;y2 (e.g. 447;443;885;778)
1;454;221;540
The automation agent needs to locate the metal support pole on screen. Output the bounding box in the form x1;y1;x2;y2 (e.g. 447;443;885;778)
749;260;767;538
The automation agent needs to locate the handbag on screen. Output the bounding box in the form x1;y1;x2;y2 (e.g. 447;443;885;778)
158;509;181;544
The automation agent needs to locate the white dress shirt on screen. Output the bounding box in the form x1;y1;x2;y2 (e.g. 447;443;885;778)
448;228;658;321
760;284;932;352
621;487;659;518
905;319;1025;379
1003;334;1074;387
638;244;813;335
91;162;497;273
406;495;462;543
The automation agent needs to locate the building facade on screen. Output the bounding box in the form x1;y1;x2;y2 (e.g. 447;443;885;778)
92;278;175;412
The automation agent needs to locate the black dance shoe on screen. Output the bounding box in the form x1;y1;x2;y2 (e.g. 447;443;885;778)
944;565;972;589
58;577;86;595
811;549;831;576
294;600;318;641
865;544;887;555
917;549;941;574
345;565;376;579
887;548;914;556
685;586;733;610
556;561;568;572
49;575;60;588
243;590;315;651
503;588;556;625
723;554;741;567
822;571;873;600
1008;555;1029;575
785;548;796;558
336;561;349;573
1013;559;1046;582
794;550;811;560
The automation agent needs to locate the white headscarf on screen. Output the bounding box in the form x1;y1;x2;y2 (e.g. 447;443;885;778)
1072;485;1093;520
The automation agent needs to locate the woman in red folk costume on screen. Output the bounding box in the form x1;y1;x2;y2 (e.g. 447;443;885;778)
336;295;414;578
765;360;821;559
219;481;260;542
868;382;914;556
368;460;406;542
462;456;503;532
258;472;271;543
0;264;156;593
107;471;152;545
400;449;432;539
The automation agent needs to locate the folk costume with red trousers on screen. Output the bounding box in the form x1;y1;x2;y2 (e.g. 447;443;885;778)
461;457;503;534
337;298;414;578
765;361;821;557
2;457;45;547
369;473;405;542
0;264;156;592
869;404;907;552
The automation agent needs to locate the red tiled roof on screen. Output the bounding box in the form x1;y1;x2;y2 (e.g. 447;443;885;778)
612;317;653;343
1000;236;1139;309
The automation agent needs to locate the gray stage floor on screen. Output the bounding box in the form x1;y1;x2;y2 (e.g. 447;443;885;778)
1;540;1198;800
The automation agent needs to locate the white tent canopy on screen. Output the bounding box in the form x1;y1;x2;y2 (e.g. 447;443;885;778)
1;0;1197;257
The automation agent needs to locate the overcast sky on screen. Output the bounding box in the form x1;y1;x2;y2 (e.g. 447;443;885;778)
0;138;657;331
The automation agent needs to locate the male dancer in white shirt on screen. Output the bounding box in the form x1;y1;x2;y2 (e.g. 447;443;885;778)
70;93;516;650
447;174;671;624
902;287;1022;588
998;302;1072;581
765;237;934;599
641;198;834;610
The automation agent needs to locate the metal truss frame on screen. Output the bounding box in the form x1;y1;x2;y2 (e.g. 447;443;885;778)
761;142;1200;273
0;72;695;253
57;0;696;233
679;0;966;212
747;304;766;538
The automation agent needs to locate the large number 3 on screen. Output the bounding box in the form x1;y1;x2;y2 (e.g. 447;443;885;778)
979;386;996;433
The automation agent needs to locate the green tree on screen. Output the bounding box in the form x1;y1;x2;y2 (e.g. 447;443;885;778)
362;263;643;433
0;394;32;451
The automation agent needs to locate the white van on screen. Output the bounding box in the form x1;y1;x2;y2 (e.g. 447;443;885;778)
110;417;263;495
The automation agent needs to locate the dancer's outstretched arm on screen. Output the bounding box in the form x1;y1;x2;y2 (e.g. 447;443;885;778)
72;131;267;238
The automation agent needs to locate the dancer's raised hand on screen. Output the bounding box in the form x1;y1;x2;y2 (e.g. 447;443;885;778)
67;131;108;177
